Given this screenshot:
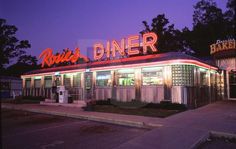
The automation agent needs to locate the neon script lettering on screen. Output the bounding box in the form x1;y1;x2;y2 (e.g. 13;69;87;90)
39;48;89;68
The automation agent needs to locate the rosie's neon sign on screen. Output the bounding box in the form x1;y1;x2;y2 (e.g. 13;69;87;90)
39;48;89;67
39;32;158;68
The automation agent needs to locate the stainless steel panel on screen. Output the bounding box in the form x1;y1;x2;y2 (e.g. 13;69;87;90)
116;86;135;102
141;86;164;103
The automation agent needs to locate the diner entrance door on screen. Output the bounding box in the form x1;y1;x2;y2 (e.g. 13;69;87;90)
229;70;236;99
84;72;93;100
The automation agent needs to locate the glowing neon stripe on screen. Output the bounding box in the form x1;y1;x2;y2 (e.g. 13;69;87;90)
22;59;217;79
90;59;218;71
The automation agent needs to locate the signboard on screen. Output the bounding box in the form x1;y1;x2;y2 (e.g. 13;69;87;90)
39;32;158;68
210;39;235;55
39;48;89;67
93;32;158;60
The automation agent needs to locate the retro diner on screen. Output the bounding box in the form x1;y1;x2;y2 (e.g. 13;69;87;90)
21;33;224;107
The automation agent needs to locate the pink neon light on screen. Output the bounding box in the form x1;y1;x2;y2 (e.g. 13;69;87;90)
90;59;218;71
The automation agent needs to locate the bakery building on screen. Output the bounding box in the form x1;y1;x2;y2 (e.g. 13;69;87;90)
21;32;229;108
210;39;236;100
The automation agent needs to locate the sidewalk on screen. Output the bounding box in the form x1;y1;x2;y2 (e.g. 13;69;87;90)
2;100;236;149
1;103;164;128
116;100;236;149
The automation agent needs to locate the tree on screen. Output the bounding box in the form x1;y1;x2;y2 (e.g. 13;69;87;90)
140;0;235;57
189;0;235;57
0;18;31;69
224;0;236;36
140;14;189;54
17;54;37;65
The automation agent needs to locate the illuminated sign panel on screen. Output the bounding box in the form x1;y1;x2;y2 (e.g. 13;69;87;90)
39;32;158;68
210;39;235;55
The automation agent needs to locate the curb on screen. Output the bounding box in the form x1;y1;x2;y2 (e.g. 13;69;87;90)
190;131;236;149
1;104;162;129
210;131;236;139
190;132;209;149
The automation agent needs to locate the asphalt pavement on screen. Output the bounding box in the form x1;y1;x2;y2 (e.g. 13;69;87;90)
1;109;148;149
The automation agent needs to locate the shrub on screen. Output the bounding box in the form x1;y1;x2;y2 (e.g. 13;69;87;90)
95;99;111;105
83;100;96;111
20;96;45;101
145;101;187;110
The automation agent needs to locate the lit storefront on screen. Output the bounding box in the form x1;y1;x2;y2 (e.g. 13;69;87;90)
210;39;236;100
21;32;225;107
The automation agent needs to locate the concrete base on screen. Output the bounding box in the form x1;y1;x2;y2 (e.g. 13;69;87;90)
40;101;86;108
44;99;56;103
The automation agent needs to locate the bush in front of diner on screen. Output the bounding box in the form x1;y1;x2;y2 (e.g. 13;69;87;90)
82;99;187;111
144;101;187;111
95;98;112;105
82;100;96;111
2;96;44;104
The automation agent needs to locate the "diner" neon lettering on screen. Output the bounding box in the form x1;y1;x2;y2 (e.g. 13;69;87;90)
93;32;158;60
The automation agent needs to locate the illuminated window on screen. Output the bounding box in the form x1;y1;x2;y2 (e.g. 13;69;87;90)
44;76;52;88
96;71;111;86
34;79;41;88
210;71;216;86
73;73;81;87
117;69;134;86
142;67;163;85
200;69;208;86
64;74;71;88
25;78;31;88
172;65;193;86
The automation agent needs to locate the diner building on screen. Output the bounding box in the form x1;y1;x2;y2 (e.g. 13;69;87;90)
21;52;224;108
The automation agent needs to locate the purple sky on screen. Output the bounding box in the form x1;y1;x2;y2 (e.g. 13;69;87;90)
0;0;228;60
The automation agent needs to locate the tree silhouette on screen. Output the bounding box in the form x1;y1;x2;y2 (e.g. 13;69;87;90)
0;19;32;69
140;14;188;54
140;0;235;57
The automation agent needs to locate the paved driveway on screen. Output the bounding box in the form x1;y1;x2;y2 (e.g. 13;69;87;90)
116;100;236;149
1;109;148;149
2;100;236;149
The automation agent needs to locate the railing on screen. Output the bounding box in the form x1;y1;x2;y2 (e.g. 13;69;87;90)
68;87;83;100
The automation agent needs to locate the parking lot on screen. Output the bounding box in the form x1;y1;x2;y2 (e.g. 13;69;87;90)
1;109;148;149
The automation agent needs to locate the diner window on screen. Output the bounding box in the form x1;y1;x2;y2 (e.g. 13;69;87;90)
200;69;208;86
44;76;52;88
73;73;81;87
142;67;163;85
64;74;71;88
210;71;216;86
34;78;41;88
117;69;134;86
25;78;31;88
96;71;111;86
172;65;193;86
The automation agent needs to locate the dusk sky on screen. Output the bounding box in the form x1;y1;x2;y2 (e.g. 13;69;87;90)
0;0;228;60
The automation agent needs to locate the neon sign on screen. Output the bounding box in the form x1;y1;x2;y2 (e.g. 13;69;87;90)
39;32;158;68
210;39;235;55
93;32;158;60
39;48;89;67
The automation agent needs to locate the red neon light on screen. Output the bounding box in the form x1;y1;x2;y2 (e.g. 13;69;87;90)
22;57;218;78
143;32;158;54
127;35;140;55
93;32;159;60
94;43;104;60
39;48;89;68
112;39;125;58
